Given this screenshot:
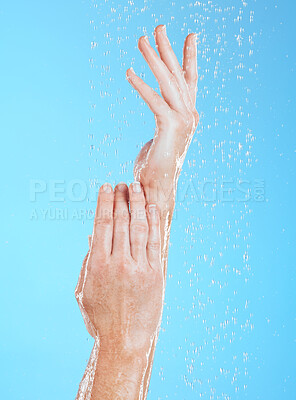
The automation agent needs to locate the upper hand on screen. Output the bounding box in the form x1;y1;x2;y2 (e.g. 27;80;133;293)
126;25;199;196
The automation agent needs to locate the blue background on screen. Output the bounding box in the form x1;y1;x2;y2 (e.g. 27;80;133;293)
1;0;295;399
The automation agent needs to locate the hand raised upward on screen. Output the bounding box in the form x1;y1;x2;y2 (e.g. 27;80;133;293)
126;25;199;203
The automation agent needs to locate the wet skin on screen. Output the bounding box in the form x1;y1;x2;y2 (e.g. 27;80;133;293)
127;24;199;213
127;24;199;398
75;182;164;399
75;24;199;399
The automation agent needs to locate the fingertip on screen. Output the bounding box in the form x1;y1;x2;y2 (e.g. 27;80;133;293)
138;35;149;49
113;182;131;257
126;67;136;81
129;181;142;194
100;182;113;194
115;182;128;193
154;24;166;35
129;182;146;222
189;32;198;45
96;183;114;218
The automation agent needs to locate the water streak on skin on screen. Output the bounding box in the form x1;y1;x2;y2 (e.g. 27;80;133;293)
75;183;165;399
75;23;198;399
76;339;99;400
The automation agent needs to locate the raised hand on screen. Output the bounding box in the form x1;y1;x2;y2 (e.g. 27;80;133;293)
126;25;199;207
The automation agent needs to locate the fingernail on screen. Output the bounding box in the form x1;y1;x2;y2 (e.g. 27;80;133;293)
132;182;142;193
148;204;157;218
193;33;198;44
102;183;112;193
126;69;135;82
126;67;135;79
117;182;127;192
143;35;149;43
160;25;166;34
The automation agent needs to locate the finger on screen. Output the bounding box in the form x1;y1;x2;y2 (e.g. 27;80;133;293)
146;204;162;272
182;33;198;107
126;68;171;117
88;235;92;249
137;35;188;114
92;183;114;260
129;182;149;263
154;25;193;110
112;183;130;256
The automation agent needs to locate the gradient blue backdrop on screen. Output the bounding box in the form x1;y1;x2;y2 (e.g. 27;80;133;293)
1;1;295;399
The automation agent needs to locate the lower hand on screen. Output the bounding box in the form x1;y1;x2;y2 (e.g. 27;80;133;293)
75;182;164;356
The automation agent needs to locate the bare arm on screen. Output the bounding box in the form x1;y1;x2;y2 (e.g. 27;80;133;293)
75;24;198;399
75;341;148;400
126;24;199;397
75;182;164;399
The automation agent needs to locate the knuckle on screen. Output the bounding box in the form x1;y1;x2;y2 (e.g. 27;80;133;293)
152;90;161;103
131;221;148;234
131;207;146;220
95;217;112;228
118;256;132;271
114;215;129;225
89;251;107;265
148;240;161;251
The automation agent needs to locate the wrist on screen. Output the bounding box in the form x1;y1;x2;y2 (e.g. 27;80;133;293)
96;341;149;388
89;340;149;400
97;336;151;364
98;345;148;369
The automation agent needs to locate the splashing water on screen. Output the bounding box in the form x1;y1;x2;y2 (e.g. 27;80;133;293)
87;1;257;398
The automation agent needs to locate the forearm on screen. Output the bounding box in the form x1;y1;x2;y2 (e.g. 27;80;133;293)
139;242;171;399
76;340;150;400
139;179;177;398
